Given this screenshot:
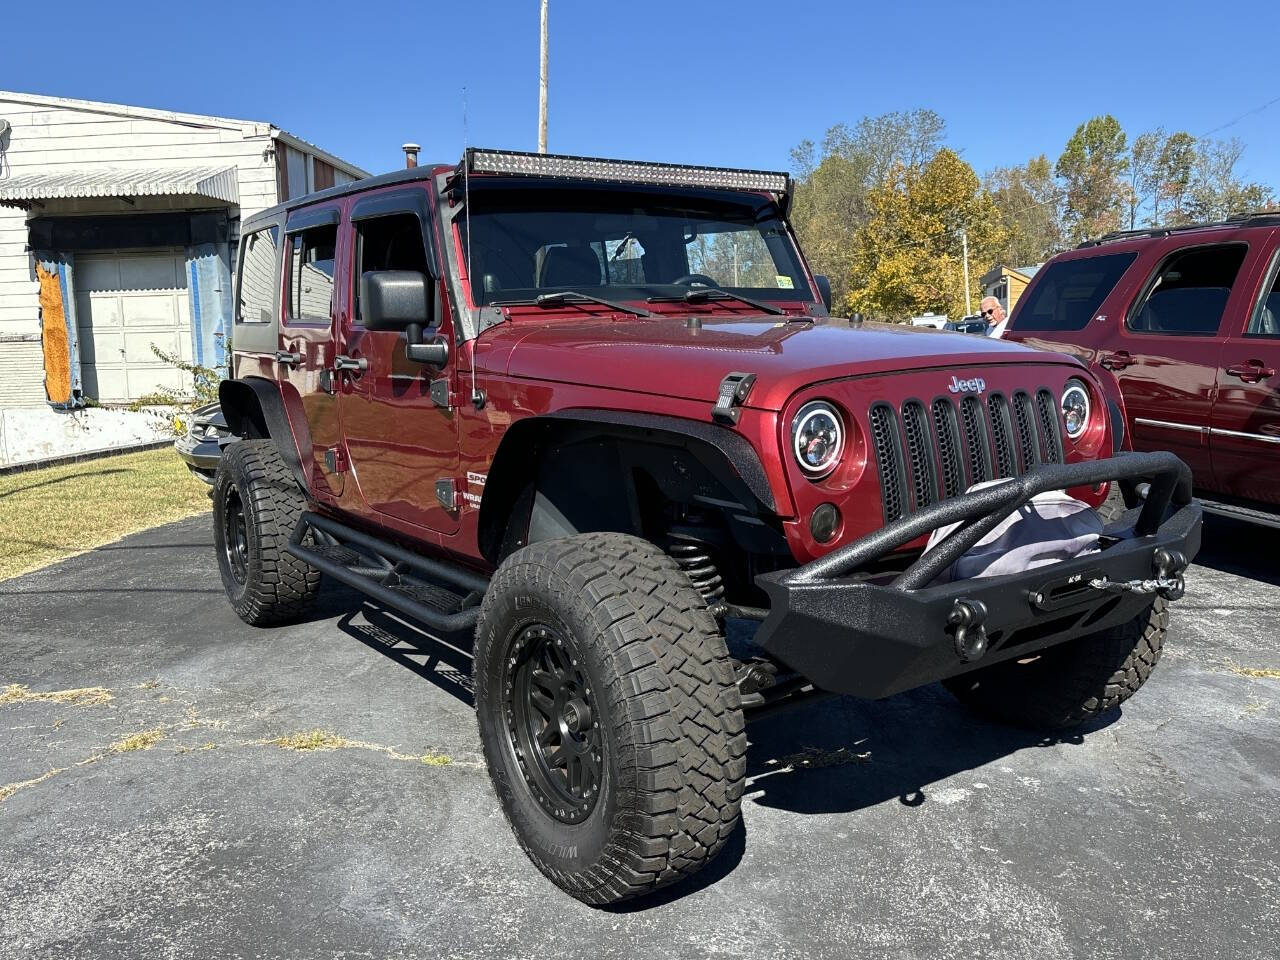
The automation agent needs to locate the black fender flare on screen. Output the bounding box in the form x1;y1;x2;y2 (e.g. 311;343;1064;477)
218;377;310;492
476;409;779;564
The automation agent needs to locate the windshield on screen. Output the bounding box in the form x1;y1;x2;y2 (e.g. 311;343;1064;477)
457;187;812;308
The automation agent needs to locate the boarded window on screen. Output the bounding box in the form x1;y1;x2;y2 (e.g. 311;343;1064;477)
288;225;338;322
237;227;280;324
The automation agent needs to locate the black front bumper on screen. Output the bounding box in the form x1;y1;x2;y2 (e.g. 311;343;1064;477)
753;452;1202;700
174;435;225;482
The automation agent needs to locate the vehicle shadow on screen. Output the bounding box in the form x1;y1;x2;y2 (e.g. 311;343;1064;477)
742;685;1115;816
1192;514;1280;587
325;596;1117;906
335;600;476;706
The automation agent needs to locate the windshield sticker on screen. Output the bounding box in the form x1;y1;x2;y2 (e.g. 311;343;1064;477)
775;275;794;289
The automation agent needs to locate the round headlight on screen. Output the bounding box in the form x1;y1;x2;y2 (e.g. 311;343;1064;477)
792;401;844;476
1061;379;1091;440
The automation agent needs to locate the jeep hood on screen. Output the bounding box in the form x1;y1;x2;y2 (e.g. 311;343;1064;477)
486;316;1081;411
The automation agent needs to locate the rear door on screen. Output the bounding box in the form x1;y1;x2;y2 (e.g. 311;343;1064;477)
1210;230;1280;503
280;205;345;499
1108;238;1256;482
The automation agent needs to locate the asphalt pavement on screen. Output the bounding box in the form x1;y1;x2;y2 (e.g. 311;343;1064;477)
1;513;1277;959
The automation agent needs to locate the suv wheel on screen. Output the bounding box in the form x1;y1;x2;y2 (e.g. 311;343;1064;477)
473;533;747;905
943;597;1168;730
212;439;321;626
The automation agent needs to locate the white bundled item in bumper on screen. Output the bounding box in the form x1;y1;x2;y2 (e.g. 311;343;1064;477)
926;480;1102;583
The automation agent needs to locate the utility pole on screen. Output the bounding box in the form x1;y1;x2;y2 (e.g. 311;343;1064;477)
538;0;549;153
960;228;972;316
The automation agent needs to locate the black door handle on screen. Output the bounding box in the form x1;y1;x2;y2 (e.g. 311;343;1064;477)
334;354;368;373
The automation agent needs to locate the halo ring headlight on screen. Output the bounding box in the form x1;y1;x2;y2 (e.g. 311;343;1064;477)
1061;379;1091;440
792;401;844;477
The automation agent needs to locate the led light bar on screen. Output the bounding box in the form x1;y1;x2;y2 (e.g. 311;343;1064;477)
465;148;789;195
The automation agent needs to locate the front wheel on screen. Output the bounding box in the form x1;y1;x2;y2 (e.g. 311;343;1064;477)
473;533;747;905
943;598;1168;730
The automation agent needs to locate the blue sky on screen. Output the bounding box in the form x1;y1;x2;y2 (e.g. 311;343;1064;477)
4;0;1279;187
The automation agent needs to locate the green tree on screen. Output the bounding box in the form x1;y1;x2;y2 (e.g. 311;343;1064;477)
1150;131;1198;225
1128;129;1163;229
789;109;946;309
985;154;1064;266
1187;137;1275;222
847;149;1006;321
1056;115;1129;243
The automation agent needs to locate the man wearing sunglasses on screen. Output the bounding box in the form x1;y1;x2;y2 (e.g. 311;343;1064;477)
980;296;1008;338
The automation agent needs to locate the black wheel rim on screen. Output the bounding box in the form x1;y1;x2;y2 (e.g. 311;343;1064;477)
503;623;603;824
221;486;249;586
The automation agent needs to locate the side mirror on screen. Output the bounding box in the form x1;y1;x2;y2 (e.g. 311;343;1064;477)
813;274;833;312
360;270;430;331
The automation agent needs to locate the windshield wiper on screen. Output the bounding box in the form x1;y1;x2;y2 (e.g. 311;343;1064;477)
648;288;786;316
492;291;657;318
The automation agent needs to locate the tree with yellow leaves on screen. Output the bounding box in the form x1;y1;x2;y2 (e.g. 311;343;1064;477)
846;149;1006;322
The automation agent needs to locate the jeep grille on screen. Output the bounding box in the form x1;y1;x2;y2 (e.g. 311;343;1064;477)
870;389;1064;524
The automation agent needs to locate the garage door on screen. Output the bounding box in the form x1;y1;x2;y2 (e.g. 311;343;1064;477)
74;250;192;404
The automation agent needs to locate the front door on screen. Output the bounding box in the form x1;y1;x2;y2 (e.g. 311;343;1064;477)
279;206;345;500
1109;240;1253;481
336;190;460;534
1210;233;1280;504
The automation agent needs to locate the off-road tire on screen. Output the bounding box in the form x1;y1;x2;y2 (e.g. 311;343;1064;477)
473;532;747;905
943;597;1168;730
1097;484;1130;525
212;439;320;626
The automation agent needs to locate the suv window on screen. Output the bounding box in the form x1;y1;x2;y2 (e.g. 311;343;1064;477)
288;224;338;323
237;226;279;324
1248;250;1280;337
1127;244;1247;336
354;213;430;323
1011;252;1136;332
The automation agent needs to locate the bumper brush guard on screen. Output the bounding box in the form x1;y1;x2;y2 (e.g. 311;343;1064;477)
752;451;1201;699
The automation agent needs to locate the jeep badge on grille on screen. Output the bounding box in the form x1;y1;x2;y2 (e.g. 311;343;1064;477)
948;375;987;394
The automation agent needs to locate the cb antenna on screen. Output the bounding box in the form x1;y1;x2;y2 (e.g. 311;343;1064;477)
462;88;484;409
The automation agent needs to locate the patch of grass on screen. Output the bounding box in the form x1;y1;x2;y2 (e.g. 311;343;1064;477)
0;767;65;802
266;730;356;752
421;752;452;766
110;729;166;753
0;447;210;581
0;683;113;707
1231;666;1280;680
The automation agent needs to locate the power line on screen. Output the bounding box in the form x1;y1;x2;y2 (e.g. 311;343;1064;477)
1198;93;1280;139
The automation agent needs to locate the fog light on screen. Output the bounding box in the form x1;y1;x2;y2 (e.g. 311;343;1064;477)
810;502;840;543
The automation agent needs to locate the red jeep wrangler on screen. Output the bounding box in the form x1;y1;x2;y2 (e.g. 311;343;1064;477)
215;149;1201;904
1005;214;1280;524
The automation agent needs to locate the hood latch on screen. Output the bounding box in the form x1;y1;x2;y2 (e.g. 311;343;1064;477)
711;372;756;425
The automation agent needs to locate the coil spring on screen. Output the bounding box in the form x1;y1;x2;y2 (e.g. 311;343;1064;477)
669;542;725;607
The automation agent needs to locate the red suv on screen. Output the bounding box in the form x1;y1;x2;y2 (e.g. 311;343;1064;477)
212;148;1200;904
1005;214;1280;522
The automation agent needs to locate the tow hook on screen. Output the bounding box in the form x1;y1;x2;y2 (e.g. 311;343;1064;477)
948;598;989;663
1088;548;1188;601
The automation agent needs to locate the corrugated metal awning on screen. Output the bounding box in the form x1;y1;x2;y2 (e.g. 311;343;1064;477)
0;166;239;208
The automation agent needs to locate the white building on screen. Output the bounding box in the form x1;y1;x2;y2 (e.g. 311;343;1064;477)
0;90;366;414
